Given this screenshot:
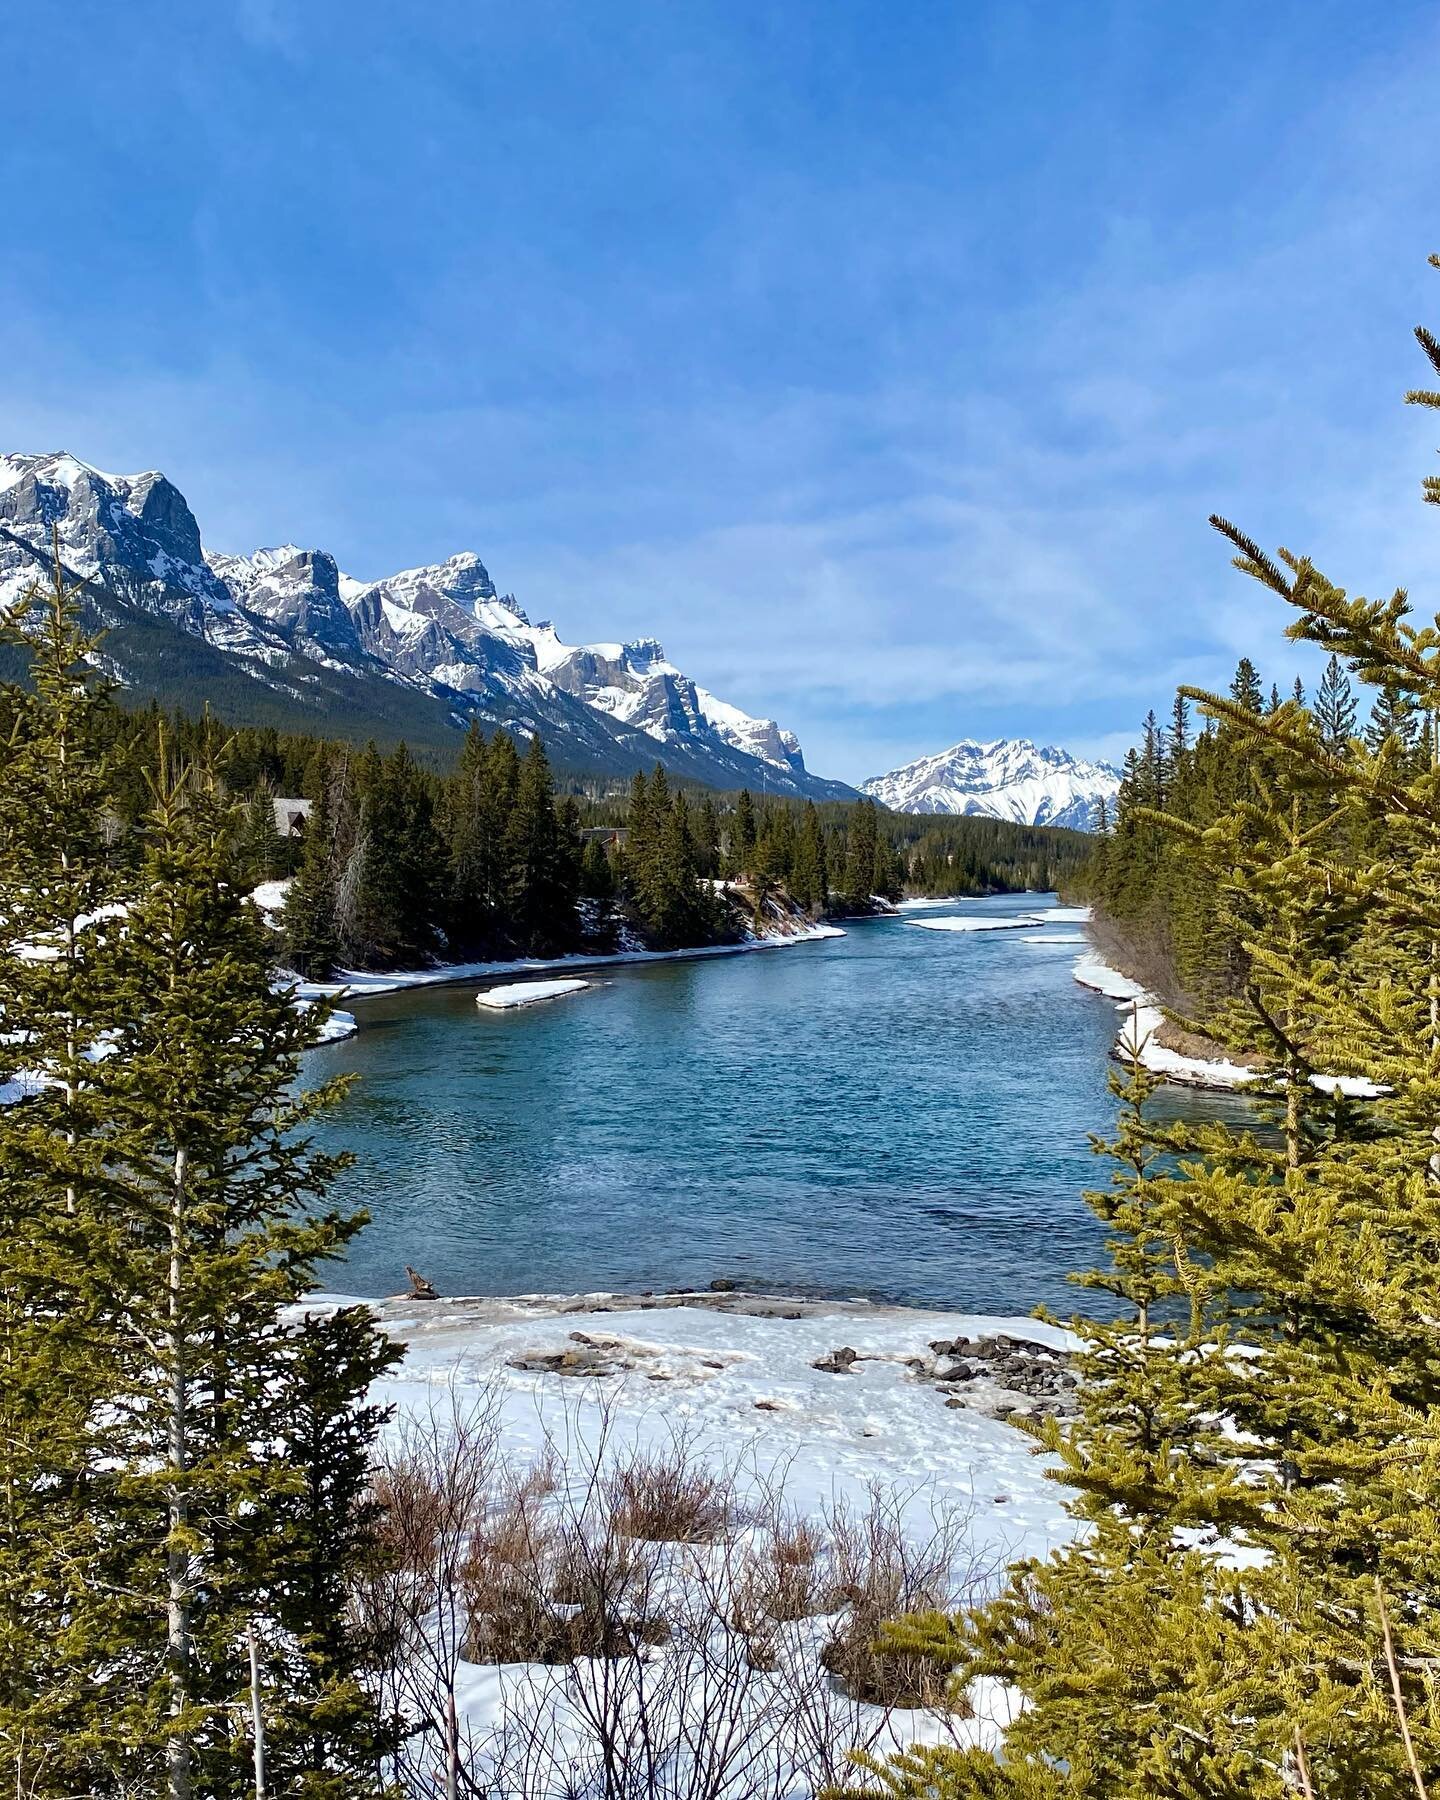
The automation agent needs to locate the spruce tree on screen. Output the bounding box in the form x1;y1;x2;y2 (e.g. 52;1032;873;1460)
0;560;399;1795
240;775;287;887
733;787;757;876
1169;690;1191;760
0;546;136;1789
843;799;880;911
86;746;396;1797
1314;651;1358;750
1364;678;1419;754
1230;655;1264;713
860;265;1440;1800
696;794;721;877
284;775;340;979
790;801;828;912
504;734;575;954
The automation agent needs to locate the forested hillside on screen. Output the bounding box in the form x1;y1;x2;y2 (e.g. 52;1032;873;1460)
65;703;1090;976
1082;650;1378;1024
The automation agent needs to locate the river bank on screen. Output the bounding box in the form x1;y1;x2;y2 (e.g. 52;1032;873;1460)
313;1282;1078;1583
1072;941;1381;1097
323;1283;1079;1777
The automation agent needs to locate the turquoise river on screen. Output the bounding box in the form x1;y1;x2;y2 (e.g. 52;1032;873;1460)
308;893;1244;1312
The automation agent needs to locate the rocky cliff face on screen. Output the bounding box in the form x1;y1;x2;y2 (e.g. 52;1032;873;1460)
207;545;367;664
0;451;852;799
862;738;1120;830
1;453;251;646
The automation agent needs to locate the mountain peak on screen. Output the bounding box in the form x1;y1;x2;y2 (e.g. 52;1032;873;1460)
863;736;1119;830
0;444;856;801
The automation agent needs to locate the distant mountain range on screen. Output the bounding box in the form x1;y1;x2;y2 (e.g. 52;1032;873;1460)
0;452;852;798
863;738;1120;830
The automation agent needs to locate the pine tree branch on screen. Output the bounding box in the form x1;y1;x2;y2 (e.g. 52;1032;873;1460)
1209;515;1294;597
1414;324;1440;383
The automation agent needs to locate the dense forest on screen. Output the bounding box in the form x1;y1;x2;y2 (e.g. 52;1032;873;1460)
70;702;1091;976
1083;649;1380;1026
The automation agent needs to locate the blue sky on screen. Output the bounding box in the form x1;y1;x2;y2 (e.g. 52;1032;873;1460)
5;2;1440;781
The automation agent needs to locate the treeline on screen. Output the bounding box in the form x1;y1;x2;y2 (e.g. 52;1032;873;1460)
282;747;912;974
890;812;1086;898
60;701;1093;976
1085;651;1381;1017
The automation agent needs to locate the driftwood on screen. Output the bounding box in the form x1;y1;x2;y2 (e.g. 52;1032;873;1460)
405;1265;440;1301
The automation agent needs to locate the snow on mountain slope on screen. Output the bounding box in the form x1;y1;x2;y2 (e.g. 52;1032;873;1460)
0;449;845;797
526;631;807;777
327;551;811;779
863;739;1120;830
207;544;366;665
0;452;253;647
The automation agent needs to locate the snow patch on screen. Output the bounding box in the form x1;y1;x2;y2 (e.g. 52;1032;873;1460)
1073;950;1384;1097
475;978;590;1010
908;915;1047;934
292;922;846;1005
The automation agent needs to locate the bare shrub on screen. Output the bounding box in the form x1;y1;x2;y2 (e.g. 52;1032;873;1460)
463;1489;669;1666
357;1392;1002;1800
819;1485;980;1712
461;1484;566;1666
352;1385;504;1800
605;1440;738;1543
734;1512;831;1635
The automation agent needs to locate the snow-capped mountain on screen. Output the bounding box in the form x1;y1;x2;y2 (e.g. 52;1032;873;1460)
863;738;1120;830
0;451;850;798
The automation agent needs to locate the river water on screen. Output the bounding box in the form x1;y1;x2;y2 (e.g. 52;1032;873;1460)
308;894;1237;1314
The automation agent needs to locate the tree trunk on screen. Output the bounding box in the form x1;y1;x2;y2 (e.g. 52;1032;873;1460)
248;1622;268;1800
166;1145;192;1800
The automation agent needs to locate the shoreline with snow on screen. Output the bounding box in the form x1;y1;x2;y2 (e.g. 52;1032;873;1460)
325;1283;1080;1563
325;1286;1080;1773
1072;944;1381;1097
291;918;846;1011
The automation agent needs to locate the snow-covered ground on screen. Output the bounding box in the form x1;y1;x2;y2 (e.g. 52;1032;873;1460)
250;878;291;921
295;999;357;1043
318;1290;1080;1776
1073;949;1382;1097
356;1292;1075;1546
475;978;590;1010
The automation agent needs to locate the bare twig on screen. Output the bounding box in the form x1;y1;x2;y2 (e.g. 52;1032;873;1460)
1377;1575;1430;1800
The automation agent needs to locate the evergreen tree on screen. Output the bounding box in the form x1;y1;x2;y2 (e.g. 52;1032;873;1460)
1169;690;1191;761
1314;652;1357;750
0;557;398;1795
444;720;495;950
89;748;397;1797
239;775;287;887
579;835;616;900
254;1308;400;1796
1230;655;1265;713
696;795;721;877
503;734;575;954
0;546;136;1788
347;742;439;968
842;799;880;911
1364;677;1419;754
733;787;757;876
283;776;340;979
879;287;1440;1791
790;801;829;911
